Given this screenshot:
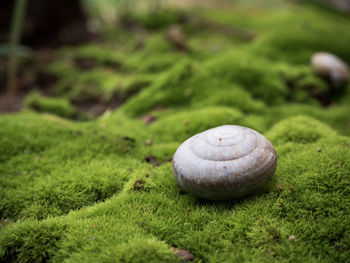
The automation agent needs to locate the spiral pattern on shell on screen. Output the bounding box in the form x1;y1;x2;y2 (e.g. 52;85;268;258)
172;125;277;200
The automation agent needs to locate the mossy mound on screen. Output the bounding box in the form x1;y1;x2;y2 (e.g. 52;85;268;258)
1;0;350;262
25;93;78;119
0;113;349;262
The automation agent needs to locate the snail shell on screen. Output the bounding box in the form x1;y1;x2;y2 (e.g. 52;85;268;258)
311;52;349;87
172;125;277;200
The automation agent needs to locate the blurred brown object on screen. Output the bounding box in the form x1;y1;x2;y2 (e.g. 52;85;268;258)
165;25;187;51
327;0;350;12
0;0;89;48
0;93;23;113
311;52;349;88
141;114;157;124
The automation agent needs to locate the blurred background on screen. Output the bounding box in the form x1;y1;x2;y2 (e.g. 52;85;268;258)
0;0;349;118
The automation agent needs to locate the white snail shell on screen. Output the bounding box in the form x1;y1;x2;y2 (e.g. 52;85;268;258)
172;125;277;200
311;52;349;87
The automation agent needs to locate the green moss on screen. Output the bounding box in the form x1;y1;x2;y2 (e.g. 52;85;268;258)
1;1;350;262
267;115;336;144
265;104;350;136
25;93;77;119
149;107;244;142
131;10;184;30
0;219;67;263
191;50;288;105
63;237;180;263
59;44;125;69
192;85;267;114
251;9;350;64
1;114;349;262
122;60;193;116
126;52;187;73
2;158;132;220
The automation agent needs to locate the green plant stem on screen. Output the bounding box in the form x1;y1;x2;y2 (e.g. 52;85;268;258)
7;0;28;96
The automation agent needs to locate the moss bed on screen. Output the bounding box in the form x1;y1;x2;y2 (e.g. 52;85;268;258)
1;1;350;262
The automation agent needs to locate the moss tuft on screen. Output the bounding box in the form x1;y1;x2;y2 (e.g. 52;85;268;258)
267;115;336;144
0;219;66;263
150;107;243;142
25;93;77;119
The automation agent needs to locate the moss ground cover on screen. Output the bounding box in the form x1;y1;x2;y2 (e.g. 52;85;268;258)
1;0;350;262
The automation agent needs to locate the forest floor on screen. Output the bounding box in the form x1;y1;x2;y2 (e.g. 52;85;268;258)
0;0;350;262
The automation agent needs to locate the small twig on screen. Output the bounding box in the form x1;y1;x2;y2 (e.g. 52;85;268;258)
7;0;28;96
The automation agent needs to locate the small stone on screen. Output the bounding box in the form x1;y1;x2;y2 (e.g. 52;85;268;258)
172;125;277;200
311;52;349;87
289;235;296;241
